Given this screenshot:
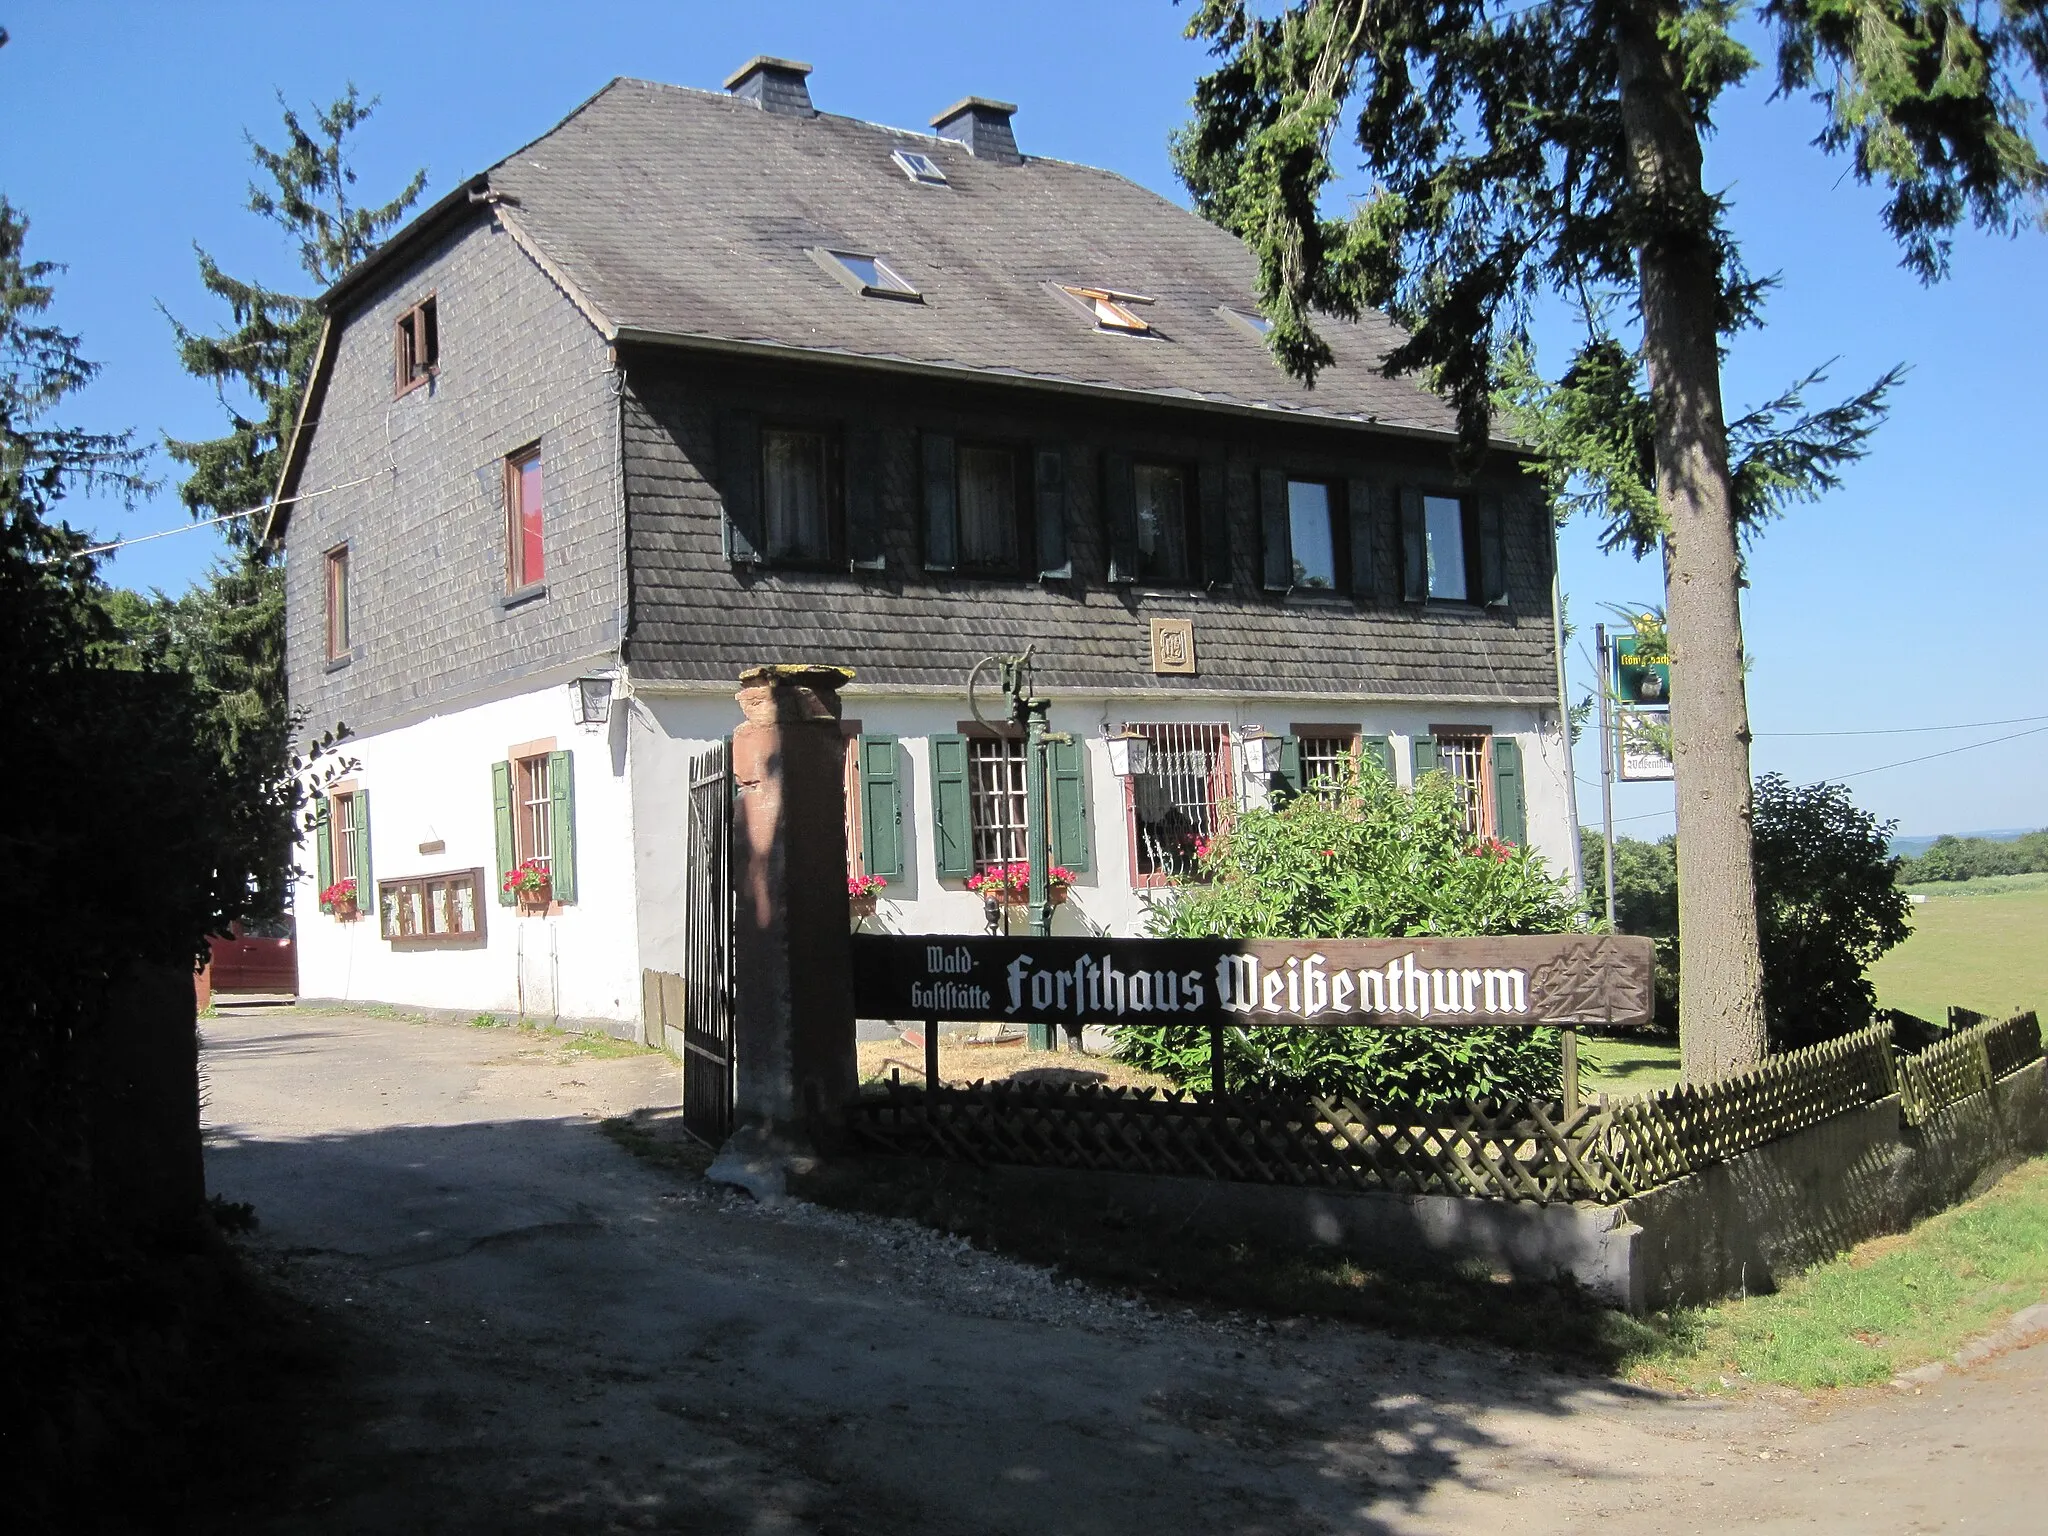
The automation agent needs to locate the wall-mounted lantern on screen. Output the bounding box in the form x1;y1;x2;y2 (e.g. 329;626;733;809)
1238;725;1284;780
571;676;614;726
1104;728;1152;780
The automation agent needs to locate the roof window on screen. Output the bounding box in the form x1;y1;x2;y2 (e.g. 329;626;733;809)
891;149;948;185
1218;305;1273;338
1059;285;1155;334
811;247;923;302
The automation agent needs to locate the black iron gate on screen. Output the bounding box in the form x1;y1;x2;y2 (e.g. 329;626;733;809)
681;741;735;1144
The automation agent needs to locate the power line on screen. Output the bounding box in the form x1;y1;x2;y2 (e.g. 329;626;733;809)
1833;723;2048;782
78;473;378;557
1755;712;2048;738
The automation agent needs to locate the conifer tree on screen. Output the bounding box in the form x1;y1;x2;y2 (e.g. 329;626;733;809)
1176;0;2048;1076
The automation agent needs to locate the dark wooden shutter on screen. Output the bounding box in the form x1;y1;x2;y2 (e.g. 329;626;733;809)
922;432;956;571
858;735;904;879
1049;735;1091;872
547;750;577;902
492;760;516;905
1476;491;1509;606
1491;736;1527;844
314;798;334;907
1033;446;1071;578
1277;735;1303;799
1198;451;1232;587
929;734;972;878
1411;732;1438;779
718;411;763;566
1347;476;1378;598
845;426;886;571
1361;733;1395;782
1400;487;1428;601
1103;450;1138;584
1259;467;1292;590
351;789;373;901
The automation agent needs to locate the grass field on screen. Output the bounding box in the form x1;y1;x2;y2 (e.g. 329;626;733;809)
1580;1035;1682;1097
1870;877;2048;1021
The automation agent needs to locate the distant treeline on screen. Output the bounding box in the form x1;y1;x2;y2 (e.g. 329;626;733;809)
1896;831;2048;884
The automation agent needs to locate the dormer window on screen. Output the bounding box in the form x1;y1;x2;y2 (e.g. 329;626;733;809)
393;296;438;396
1059;285;1154;334
812;247;922;302
891;149;948;185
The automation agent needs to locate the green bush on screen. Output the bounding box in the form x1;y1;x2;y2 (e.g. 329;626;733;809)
1898;830;2048;884
1115;761;1591;1108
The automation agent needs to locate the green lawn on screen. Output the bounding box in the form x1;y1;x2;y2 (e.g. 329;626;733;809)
1870;878;2048;1022
1580;1034;1682;1098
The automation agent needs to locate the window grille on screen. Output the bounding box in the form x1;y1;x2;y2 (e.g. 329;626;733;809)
518;755;554;869
842;735;865;877
1436;731;1493;838
333;792;359;881
1127;723;1232;879
967;736;1028;871
1298;733;1359;802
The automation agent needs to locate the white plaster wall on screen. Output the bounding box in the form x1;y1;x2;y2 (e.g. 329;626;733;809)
622;684;1578;955
292;669;641;1025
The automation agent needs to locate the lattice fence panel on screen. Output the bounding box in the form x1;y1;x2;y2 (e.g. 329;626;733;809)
1897;1011;2042;1126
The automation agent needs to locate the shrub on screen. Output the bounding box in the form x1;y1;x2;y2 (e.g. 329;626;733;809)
1115;760;1591;1107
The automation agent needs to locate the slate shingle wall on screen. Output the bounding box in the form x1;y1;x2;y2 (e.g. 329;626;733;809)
285;216;622;737
622;356;1558;699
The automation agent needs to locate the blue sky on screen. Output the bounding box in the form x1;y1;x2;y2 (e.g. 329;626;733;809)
4;1;2043;839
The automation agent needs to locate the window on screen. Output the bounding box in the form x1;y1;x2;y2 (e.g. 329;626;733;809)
763;426;836;564
331;791;360;881
1297;730;1360;803
1132;463;1193;584
1126;723;1233;882
515;753;554;871
324;544;350;660
891;149;948;185
1426;494;1471;600
819;248;921;300
1435;730;1494;839
966;735;1029;872
378;870;485;946
1218;305;1273;339
1287;479;1338;589
393;296;438;395
506;445;544;590
1058;285;1154;334
956;444;1020;572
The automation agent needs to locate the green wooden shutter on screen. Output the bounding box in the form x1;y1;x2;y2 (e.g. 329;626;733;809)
351;789;373;901
314;797;334;907
719;411;763;565
547;750;577;903
1400;487;1428;601
1049;735;1091;873
922;432;956;571
929;734;973;879
1347;477;1378;597
1102;450;1138;584
1034;446;1071;579
1259;467;1292;590
845;426;886;571
858;734;904;879
1276;735;1303;799
492;760;516;905
1477;491;1509;606
1412;732;1439;780
1198;450;1232;588
1361;734;1395;782
1492;736;1527;844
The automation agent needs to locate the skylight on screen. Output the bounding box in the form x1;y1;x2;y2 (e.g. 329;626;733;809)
891;149;948;185
1218;305;1274;338
1059;285;1156;334
813;248;923;302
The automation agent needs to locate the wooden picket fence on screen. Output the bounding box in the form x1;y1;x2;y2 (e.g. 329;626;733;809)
1895;1010;2041;1126
845;1011;2047;1205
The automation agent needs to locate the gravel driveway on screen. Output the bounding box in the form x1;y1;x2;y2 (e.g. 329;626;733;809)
202;1005;2044;1534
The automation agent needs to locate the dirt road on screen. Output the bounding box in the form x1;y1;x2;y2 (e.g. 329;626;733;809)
202;1007;2045;1534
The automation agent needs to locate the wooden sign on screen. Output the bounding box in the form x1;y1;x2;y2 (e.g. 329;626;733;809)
851;934;1656;1029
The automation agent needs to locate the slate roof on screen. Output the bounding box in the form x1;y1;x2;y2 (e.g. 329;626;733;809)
431;77;1462;436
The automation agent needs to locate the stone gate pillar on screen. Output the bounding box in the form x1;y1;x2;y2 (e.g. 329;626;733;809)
713;664;857;1195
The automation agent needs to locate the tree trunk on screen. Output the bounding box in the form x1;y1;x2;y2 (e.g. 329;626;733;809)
1614;3;1769;1079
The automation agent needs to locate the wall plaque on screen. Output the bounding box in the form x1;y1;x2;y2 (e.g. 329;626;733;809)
1149;617;1197;675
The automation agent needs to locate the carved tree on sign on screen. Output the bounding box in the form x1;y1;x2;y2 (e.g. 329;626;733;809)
1529;940;1651;1025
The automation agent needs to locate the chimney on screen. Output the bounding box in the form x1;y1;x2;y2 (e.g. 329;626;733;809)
931;97;1021;165
725;56;815;117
